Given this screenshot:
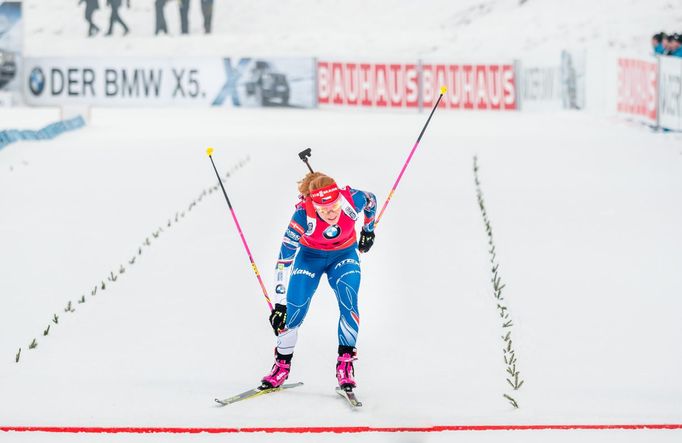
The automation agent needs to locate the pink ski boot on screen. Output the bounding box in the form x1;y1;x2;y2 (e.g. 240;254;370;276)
336;346;357;389
261;350;292;388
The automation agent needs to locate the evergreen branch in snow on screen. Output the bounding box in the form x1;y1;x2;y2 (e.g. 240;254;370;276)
503;394;519;408
18;158;250;361
507;364;517;377
474;155;524;408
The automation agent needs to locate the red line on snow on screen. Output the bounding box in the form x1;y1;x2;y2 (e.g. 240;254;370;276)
1;424;682;434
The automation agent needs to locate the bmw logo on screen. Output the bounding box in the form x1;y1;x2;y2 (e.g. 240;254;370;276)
323;225;341;239
29;68;45;96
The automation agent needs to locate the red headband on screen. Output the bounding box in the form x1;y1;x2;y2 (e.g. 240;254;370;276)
310;183;340;205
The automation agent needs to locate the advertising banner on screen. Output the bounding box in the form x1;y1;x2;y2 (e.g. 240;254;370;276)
517;53;562;111
318;60;517;111
616;57;658;124
658;56;682;131
560;49;586;110
0;1;22;105
317;61;420;108
23;57;316;108
422;63;516;110
519;64;561;110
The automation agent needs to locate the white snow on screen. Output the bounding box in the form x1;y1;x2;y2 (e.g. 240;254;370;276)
1;107;682;442
2;0;682;442
22;0;682;58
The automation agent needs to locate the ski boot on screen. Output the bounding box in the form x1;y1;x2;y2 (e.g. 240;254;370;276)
261;349;292;389
336;345;357;390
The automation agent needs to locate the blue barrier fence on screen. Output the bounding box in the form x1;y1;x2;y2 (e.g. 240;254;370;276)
0;116;86;151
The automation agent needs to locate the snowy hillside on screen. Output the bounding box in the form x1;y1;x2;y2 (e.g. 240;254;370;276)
23;0;682;57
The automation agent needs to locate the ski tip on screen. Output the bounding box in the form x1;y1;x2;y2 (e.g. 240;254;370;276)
335;386;363;407
206;147;214;156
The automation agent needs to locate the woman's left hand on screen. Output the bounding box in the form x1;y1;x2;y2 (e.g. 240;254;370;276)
358;230;375;253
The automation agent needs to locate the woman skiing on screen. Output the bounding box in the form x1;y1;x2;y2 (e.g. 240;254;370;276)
261;172;376;392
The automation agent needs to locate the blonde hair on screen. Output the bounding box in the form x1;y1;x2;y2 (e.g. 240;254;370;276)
297;172;336;197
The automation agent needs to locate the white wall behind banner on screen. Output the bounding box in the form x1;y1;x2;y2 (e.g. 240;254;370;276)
658;56;682;131
22;57;316;108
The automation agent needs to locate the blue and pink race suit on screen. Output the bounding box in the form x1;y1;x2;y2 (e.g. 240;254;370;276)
274;186;377;356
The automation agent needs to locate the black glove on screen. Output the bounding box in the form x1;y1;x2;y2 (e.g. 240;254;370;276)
358;229;375;253
269;303;287;335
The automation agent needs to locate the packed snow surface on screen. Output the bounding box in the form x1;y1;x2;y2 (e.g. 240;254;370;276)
1;107;681;442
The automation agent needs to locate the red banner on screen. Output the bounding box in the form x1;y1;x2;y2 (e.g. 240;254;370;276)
318;62;419;108
422;63;516;110
616;58;657;122
318;61;517;110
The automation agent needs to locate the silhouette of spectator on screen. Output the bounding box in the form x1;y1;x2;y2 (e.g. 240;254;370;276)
105;0;129;36
652;32;666;55
201;0;214;34
179;0;190;34
662;34;672;54
80;0;100;37
669;34;682;57
155;0;167;35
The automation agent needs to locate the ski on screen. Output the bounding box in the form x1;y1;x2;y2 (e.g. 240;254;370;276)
214;382;303;406
335;386;363;408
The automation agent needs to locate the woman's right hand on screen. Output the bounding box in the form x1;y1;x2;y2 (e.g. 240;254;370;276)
269;303;287;335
